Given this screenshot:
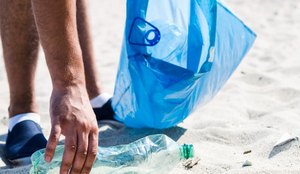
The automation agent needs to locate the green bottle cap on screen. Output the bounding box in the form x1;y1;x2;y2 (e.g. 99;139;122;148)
180;144;194;159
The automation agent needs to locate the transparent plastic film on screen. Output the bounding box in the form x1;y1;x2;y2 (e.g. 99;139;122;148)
30;134;189;174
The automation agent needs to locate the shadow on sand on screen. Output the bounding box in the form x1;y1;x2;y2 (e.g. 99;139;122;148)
0;133;14;170
98;120;187;147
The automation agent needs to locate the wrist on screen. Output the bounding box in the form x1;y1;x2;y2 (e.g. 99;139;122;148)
52;80;86;92
51;83;90;103
52;77;85;91
48;53;86;90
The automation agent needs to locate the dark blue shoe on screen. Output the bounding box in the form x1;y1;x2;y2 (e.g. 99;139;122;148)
93;99;116;121
4;120;47;165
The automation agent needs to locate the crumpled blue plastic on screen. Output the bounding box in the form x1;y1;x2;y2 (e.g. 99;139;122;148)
112;0;256;128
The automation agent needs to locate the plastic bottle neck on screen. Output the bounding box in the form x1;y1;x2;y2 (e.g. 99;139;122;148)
179;144;194;159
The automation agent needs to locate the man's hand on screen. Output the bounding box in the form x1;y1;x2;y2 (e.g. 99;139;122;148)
31;1;98;173
45;85;98;174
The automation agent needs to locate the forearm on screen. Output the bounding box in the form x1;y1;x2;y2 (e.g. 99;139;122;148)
31;0;85;89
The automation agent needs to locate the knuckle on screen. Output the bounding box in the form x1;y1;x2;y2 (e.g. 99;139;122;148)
89;149;98;157
78;150;88;158
71;114;77;122
67;145;77;152
50;132;60;140
60;118;68;125
90;131;99;139
82;167;92;174
81;122;92;131
62;161;72;169
91;126;99;133
81;123;89;131
71;167;82;174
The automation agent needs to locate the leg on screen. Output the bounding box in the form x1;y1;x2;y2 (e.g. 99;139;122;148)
76;0;101;99
0;0;39;118
76;0;115;121
0;0;46;165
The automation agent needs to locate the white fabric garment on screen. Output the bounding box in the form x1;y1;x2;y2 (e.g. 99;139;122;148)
9;113;41;132
90;93;111;108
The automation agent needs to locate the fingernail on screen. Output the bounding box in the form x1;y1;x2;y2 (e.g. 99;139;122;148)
45;156;51;163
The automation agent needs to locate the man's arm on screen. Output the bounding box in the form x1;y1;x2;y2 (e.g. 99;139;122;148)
31;1;98;173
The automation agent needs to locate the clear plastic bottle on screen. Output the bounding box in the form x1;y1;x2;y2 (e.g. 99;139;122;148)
30;134;193;174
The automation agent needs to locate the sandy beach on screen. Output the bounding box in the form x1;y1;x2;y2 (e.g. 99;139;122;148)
1;0;300;173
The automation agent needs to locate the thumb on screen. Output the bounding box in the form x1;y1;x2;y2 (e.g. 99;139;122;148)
45;124;61;163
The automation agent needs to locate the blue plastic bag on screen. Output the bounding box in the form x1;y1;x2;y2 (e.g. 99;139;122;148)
112;0;256;128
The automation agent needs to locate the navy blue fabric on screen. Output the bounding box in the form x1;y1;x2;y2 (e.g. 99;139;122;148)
93;99;116;121
5;120;47;161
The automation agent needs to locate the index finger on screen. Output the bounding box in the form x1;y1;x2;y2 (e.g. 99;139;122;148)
45;125;61;162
